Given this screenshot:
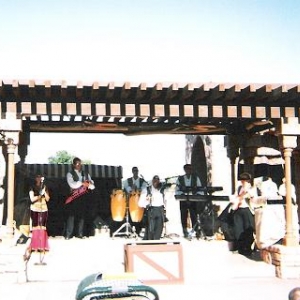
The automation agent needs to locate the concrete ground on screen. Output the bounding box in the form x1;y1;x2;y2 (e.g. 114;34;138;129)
1;233;300;300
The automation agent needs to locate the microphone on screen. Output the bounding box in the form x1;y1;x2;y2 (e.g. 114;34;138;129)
40;177;45;196
140;174;150;187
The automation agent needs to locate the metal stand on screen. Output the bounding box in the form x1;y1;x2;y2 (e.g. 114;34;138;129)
188;205;210;240
162;208;179;239
113;198;137;239
175;192;213;241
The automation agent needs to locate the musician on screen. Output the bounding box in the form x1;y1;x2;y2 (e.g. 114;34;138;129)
123;167;147;193
123;167;147;235
138;175;165;240
175;164;203;238
260;176;279;200
65;157;95;240
229;172;263;256
278;177;297;204
25;174;50;259
255;176;285;249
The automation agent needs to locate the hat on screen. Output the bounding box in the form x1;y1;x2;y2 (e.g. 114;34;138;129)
239;172;251;181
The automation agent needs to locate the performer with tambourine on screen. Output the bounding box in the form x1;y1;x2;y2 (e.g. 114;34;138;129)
65;157;95;240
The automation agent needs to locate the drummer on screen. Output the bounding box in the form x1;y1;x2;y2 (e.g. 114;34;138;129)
123;167;147;235
123;167;147;194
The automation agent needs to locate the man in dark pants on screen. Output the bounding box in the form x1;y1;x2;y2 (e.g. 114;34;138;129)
138;175;165;240
175;164;203;238
123;166;147;235
65;157;95;239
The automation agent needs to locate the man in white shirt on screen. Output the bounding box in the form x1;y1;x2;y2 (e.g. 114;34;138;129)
260;176;279;200
278;177;297;204
139;175;165;240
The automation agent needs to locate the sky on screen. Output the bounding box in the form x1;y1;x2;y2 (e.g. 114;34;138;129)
0;0;299;181
0;0;299;84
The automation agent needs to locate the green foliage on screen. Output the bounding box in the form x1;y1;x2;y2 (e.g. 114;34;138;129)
48;151;91;165
48;150;73;164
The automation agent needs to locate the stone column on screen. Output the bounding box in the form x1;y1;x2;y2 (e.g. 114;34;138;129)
281;135;298;246
5;139;16;237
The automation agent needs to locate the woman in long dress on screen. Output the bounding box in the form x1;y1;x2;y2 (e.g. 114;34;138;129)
24;174;50;262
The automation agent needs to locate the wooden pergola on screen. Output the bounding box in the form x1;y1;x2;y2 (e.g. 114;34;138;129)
1;81;299;135
0;80;300;247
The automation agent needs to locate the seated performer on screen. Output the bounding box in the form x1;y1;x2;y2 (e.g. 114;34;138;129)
175;164;203;238
138;175;165;240
65;157;95;239
24;174;50;261
229;172;264;256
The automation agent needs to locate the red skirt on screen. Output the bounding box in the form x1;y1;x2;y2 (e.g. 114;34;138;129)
30;228;49;252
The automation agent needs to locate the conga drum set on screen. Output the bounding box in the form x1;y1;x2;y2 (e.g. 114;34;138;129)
110;189;144;238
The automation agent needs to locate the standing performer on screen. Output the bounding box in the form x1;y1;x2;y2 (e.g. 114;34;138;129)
123;167;147;194
25;174;50;261
65;157;95;239
138;175;165;240
123;167;147;235
175;164;203;238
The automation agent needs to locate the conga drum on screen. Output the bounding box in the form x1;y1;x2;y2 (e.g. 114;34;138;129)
110;189;126;222
129;191;144;222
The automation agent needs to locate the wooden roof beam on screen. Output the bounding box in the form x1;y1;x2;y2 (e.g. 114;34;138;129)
45;80;51;99
283;85;300;102
237;84;256;103
29;80;36;98
150;83;163;100
91;82;100;100
193;83;210;101
12;80;20;98
75;81;83;99
166;83;179;100
223;84;241;102
120;82;131;100
209;84;225;101
136;83;147;100
255;84;272;102
181;83;194;101
271;85;287;102
106;82;115;99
